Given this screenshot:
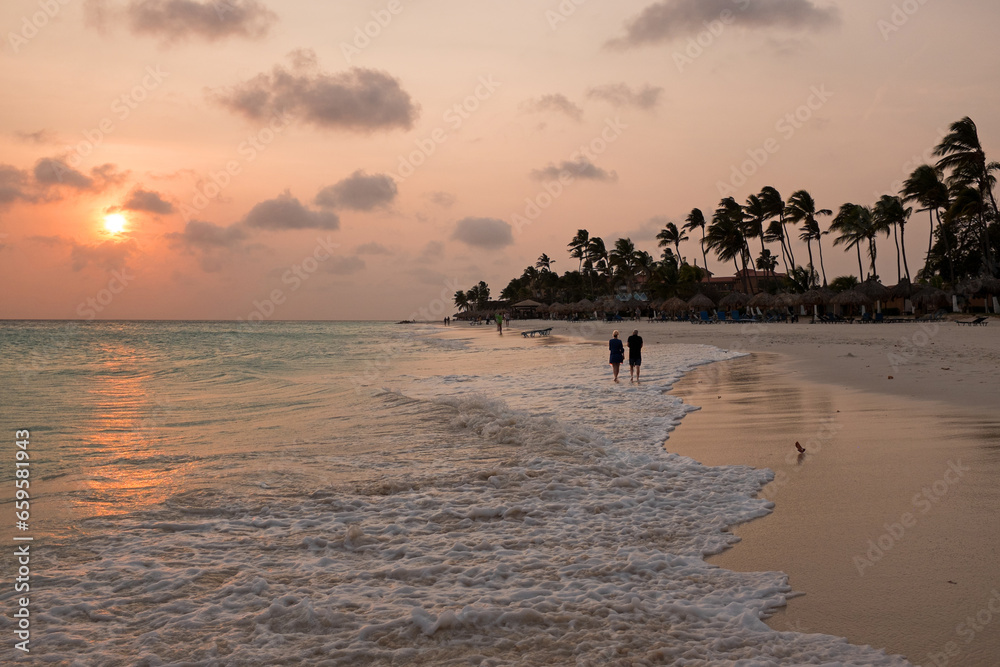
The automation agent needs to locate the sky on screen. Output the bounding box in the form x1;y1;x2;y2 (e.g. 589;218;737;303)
1;0;999;320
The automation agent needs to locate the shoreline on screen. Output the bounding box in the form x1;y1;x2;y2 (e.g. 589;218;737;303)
526;320;1000;664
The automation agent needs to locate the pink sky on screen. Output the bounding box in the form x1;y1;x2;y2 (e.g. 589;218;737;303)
2;0;999;320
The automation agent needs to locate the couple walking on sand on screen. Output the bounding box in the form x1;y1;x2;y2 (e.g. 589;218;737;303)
608;329;642;383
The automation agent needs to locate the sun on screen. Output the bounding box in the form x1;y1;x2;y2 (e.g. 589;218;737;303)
104;213;127;235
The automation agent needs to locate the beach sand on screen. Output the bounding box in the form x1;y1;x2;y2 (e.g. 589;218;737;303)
534;319;1000;665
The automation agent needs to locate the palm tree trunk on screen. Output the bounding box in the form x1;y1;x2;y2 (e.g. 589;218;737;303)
805;241;815;288
892;224;902;283
900;222;911;282
925;209;936;278
855;244;864;282
816;237;828;287
700;229;708;274
868;238;878;279
937;210;956;285
781;215;797;269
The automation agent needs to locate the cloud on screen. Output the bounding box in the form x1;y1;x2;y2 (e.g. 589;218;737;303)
243;191;340;230
214;51;419;132
33;158;93;189
426;191;456;208
325;256;366;275
530;158;618;183
122;187;175;214
520;94;584;121
69;238;138;271
15;130;58;144
165;220;248;249
32;159;128;192
586;83;663;110
418;240;444;262
356;242;391;255
86;0;278;43
608;0;839;49
314;170;397;211
0;165;33;205
452;217;513;249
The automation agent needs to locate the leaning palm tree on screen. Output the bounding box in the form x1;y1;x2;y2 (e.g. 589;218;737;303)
656;222;689;264
760;186;795;270
934;116;999;276
875;195;913;283
453;290;470;312
535;253;555;273
609;237;640;293
567;229;590;272
683;208;709;271
715;197;755;291
902;165;950;278
786;190;832;288
743;194;769;259
706;210;751;292
830;203;868;282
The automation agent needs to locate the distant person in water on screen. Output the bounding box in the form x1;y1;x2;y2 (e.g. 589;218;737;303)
608;330;625;383
627;329;643;383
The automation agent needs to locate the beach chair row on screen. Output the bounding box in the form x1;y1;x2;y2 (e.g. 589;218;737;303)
521;328;553;337
692;310;762;324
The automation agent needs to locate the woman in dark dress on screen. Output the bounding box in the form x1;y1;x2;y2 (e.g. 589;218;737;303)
608;330;625;383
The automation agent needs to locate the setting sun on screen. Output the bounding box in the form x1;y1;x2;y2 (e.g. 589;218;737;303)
103;213;127;235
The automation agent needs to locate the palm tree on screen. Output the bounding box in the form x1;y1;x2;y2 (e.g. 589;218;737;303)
588;236;609;278
875;195;913;283
567;229;590;272
609;237;645;294
656;222;689;264
714;197;755;292
706;209;750;292
760;186;795;270
830;203;868;282
683;208;709;271
743;194;769;259
536;253;555;273
786;190;832;287
453;290;470;312
902;165;950;278
934;116;999;276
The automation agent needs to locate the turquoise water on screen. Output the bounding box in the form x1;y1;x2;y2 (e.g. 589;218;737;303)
0;320;910;665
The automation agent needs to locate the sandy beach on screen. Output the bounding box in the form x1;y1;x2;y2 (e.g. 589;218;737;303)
528;318;1000;665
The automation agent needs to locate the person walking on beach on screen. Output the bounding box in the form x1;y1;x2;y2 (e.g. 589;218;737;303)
608;330;625;383
495;312;503;334
627;329;643;383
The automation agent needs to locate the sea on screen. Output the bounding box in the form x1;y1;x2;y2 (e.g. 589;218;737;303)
0;320;910;665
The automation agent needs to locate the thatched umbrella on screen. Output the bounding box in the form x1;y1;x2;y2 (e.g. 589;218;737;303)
857;279;891;303
576;298;595;311
911;287;950;310
662;297;688;313
687;293;715;310
831;289;873;309
597;296;619;312
889;279;917;300
799;289;829;306
776;292;801;308
719;291;750;309
748;292;777;308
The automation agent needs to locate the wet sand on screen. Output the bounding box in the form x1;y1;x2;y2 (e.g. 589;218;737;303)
667;354;1000;666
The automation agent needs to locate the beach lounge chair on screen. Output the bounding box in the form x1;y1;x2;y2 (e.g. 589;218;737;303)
874;312;884;323
698;310;711;324
715;310;727;323
521;327;553;337
859;312;873;324
729;310;741;323
956;317;988;326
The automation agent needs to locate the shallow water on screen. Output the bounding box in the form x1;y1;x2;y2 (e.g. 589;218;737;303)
0;321;911;664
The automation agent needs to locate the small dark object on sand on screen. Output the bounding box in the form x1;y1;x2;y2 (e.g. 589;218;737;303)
795;441;806;454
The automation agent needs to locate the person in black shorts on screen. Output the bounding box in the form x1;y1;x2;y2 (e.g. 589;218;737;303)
627;329;643;383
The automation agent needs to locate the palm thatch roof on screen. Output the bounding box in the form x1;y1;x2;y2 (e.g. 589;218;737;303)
661;297;689;313
576;298;595;310
830;289;873;307
799;289;830;306
719;291;750;308
748;292;777;308
687;293;715;309
776;292;801;307
856;279;891;301
888;280;917;300
911;287;950;308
